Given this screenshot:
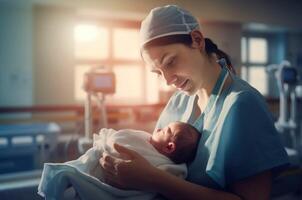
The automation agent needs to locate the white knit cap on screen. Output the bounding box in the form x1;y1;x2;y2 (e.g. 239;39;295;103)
139;5;200;48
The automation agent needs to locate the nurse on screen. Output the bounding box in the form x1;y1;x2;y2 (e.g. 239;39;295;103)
100;5;289;200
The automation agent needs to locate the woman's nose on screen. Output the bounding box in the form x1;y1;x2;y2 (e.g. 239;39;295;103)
162;71;177;86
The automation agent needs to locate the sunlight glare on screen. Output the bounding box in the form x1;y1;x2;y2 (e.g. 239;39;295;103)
74;24;98;42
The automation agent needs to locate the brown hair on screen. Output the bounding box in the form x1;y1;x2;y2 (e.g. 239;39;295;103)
142;34;236;74
168;123;201;164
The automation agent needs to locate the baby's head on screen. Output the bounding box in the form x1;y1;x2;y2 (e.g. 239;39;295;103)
150;122;201;164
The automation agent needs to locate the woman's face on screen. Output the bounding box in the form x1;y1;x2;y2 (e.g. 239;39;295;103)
141;41;209;95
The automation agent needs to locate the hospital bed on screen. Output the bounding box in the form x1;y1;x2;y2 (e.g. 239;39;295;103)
0;170;43;200
0;123;59;199
0;123;60;174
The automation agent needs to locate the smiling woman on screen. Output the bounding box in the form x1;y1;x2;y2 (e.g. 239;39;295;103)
99;5;289;200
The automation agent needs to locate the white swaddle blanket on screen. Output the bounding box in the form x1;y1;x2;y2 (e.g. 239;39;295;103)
38;128;187;200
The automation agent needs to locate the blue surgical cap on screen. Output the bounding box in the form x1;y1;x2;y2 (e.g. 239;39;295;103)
139;5;200;48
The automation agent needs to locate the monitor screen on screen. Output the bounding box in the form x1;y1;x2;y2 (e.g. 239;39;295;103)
85;72;116;94
282;68;297;84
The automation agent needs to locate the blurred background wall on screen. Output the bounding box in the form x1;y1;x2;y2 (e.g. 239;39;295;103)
1;0;301;107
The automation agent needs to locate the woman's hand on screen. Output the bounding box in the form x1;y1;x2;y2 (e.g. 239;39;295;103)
100;144;261;200
99;143;158;190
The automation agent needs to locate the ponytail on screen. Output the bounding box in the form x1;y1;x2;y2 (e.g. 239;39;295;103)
204;38;236;74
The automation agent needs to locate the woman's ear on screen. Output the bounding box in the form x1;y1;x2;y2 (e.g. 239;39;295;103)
190;30;204;50
163;142;176;154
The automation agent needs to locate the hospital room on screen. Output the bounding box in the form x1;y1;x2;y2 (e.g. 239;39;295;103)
1;0;302;199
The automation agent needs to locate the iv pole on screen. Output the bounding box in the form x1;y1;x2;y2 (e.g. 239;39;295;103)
78;68;115;154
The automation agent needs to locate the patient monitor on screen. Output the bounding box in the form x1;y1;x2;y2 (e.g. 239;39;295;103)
84;72;116;94
79;67;116;153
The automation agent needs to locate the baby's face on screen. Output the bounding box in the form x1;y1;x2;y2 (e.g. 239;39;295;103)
150;122;189;154
150;124;177;146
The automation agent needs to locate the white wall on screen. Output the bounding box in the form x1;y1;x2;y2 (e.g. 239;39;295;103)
1;0;301;106
31;0;302;31
33;5;76;105
0;2;33;106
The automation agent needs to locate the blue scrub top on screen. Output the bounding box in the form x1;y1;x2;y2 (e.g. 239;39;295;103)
154;69;289;189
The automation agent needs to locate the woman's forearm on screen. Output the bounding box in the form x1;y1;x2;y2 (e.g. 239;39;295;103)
150;168;241;200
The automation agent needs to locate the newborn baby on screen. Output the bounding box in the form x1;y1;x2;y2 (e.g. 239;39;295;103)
38;121;201;200
74;121;201;183
150;121;201;164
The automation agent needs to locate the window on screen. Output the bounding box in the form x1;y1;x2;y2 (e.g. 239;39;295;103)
74;24;109;59
241;36;269;96
113;28;140;60
248;66;268;95
73;20;162;104
249;38;268;63
113;65;143;100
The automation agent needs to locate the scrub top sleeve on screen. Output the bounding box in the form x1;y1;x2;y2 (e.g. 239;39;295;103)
206;92;289;187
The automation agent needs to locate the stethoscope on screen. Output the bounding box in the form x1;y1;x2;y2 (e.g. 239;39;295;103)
193;58;231;131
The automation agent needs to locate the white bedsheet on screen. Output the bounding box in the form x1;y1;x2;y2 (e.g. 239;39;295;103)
38;128;187;200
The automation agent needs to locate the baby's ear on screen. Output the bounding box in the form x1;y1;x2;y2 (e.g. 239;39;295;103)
164;142;176;154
